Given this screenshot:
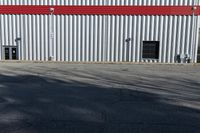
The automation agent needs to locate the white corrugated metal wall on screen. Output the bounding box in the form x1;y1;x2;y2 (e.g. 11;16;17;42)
0;0;199;63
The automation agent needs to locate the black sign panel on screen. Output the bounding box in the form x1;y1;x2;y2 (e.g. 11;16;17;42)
142;41;159;59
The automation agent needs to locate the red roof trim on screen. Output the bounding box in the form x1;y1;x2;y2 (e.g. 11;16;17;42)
0;6;199;15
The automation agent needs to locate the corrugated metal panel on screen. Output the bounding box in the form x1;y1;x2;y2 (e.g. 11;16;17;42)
0;0;199;63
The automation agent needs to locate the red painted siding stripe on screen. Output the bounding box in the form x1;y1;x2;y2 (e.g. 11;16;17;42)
0;6;199;15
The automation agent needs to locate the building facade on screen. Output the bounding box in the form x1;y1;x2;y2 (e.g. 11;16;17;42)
0;0;200;63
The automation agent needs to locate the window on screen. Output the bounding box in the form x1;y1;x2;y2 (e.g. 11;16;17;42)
142;41;159;59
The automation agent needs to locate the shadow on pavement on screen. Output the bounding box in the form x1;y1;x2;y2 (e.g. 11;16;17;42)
0;74;200;133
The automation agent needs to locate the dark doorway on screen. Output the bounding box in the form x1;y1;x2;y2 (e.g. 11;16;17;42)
12;48;17;60
4;47;18;60
5;48;10;60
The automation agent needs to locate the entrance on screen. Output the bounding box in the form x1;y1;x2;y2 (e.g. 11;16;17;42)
4;47;18;60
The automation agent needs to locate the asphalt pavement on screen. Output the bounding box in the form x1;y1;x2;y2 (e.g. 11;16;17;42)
0;63;200;133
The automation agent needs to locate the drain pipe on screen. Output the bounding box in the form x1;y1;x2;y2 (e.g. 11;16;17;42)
49;7;55;61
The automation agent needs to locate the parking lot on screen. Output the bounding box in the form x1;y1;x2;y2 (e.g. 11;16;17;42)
0;62;200;133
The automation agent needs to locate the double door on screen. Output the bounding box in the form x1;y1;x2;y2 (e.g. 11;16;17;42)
4;47;18;60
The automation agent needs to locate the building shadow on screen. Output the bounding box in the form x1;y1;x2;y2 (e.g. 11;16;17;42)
0;73;200;133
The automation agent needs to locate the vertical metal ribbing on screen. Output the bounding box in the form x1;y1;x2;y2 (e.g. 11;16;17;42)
176;16;182;58
0;0;199;63
98;16;102;61
8;15;12;47
36;15;39;60
103;14;108;62
85;15;89;62
191;0;196;63
40;15;44;61
81;15;84;62
140;15;145;63
65;15;68;61
186;17;192;57
163;16;168;63
76;15;80;62
61;15;64;61
59;15;63;61
194;0;200;63
197;0;200;60
5;15;8;46
128;15;133;62
44;15;48;61
181;16;186;58
137;16;141;62
167;16;173;63
77;15;80;61
79;15;82;61
193;13;199;62
33;15;36;60
114;16;119;62
132;15;136;62
29;15;32;60
94;15;98;62
107;15;110;62
11;16;15;49
63;15;67;61
69;15;72;61
20;15;23;60
118;15;123;62
22;15;26;60
16;15;19;59
195;15;200;62
172;16;177;63
89;15;93;62
112;1;116;62
56;15;60;61
60;15;64;61
50;13;55;61
158;16;163;63
72;15;75;62
123;15;128;62
116;15;120;62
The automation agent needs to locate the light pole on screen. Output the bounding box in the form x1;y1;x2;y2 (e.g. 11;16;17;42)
49;7;54;61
